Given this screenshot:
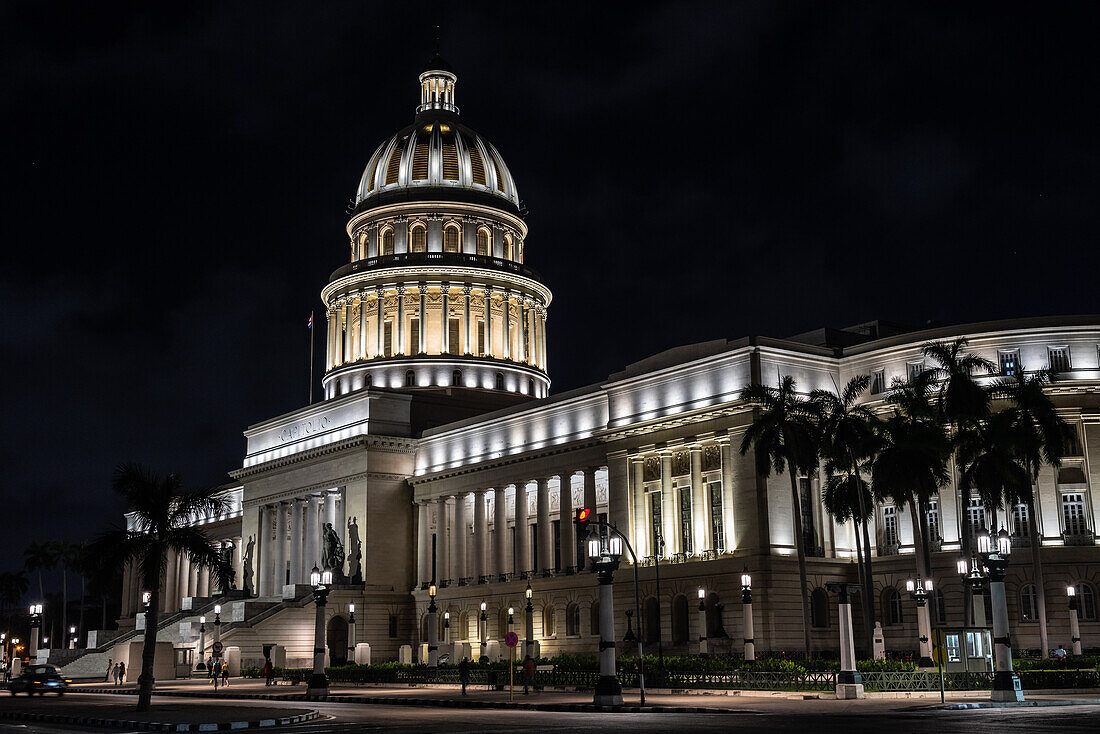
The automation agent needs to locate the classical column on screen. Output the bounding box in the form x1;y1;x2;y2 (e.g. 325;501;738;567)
343;300;352;363
583;468;598;521
502;292;512;360
493;486;508;580
358;294;367;360
559;474;576;572
188;562;199;601
306;494;323;572
258;505;273;597
273;502;287;593
396;285;407;355
462;286;472;354
325;307;336;370
417;502;431;588
517;298;527;363
440;283;450;354
198;565;210;598
289;499;304;585
164;547;178;612
691;446;707;553
538;307;547;371
660;453;677;556
375;287;385;358
333;491;346;572
454;492;468;584
418;282;427;354
536;477;551;576
515;483;530;576
334;300;345;366
436;497;450;583
719;439;736;552
178;552;191;602
632;458;648;558
325;490;338;531
121;562;133;617
473;490;487;582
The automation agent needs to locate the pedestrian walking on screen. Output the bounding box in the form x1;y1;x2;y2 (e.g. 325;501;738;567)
458;657;470;696
116;661;126;685
221;659;230;686
522;655;535;695
104;659;113;683
263;658;274;686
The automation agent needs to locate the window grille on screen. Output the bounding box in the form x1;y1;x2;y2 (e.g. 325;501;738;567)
1048;347;1070;373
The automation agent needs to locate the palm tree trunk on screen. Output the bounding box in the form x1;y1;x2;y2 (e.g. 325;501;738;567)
849;453;876;655
788;468;813;657
909;500;928;578
1027;494;1049;656
137;584;160;712
851;518;870;654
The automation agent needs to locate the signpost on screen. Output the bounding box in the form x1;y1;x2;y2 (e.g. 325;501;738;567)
504;632;519;702
931;629;945;704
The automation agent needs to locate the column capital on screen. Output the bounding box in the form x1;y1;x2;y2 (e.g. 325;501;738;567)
396;284;407;295
375;286;386;297
462;285;473;295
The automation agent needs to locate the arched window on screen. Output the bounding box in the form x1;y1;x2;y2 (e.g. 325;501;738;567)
420;614;429;642
459;612;469;640
498;609;512;639
452;369;462;386
565;603;580;636
930;589;947;626
589;601;601;636
365;374;372;388
1074;583;1098;622
495;373;505;391
1020;583;1039;622
409;223;427;253
883;588;903;626
542;605;556;637
811;588;829;628
405;370;416;387
705;593;723;637
644;597;661;644
504;233;514;260
444;225;460;253
671;594;689;645
381;228;394;256
476;228;490;256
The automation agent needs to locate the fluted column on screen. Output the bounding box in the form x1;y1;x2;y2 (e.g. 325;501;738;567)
493;486;508;580
306;494;323;573
342;300;352;363
517;299;527;363
660;453;678;556
121;562;133;617
417;502;431;587
289;499;304;585
325;307;335;370
632;458;648;558
502;291;512;360
536;477;551;575
258;505;273;597
164;547;178;612
325;490;338;532
375;287;385;358
719;439;736;552
515;483;530;576
178;552;191;602
441;283;450;354
273;502;287;592
691;446;707;553
396;285;407;355
559;474;575;572
418;282;427;354
463;286;472;354
454;491;468;584
473;490;487;582
436;496;450;583
198;565;210;598
358;294;367;360
583;467;598;521
335;300;346;366
188;562;199;601
485;290;494;357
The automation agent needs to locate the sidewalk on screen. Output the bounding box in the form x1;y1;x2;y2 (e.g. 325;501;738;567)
71;678;1100;714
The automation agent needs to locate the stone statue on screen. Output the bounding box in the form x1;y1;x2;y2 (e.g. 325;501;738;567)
347;516;363;585
321;522;345;579
242;535;255;596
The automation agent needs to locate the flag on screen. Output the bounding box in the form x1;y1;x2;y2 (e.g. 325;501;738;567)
307;314;313;329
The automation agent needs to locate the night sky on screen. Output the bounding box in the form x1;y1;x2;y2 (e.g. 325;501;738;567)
3;2;1098;576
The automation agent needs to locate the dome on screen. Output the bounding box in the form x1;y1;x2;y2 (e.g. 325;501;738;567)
353;65;520;213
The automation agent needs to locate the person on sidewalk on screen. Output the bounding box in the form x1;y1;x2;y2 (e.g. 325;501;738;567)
522;655;535;695
221;659;230;686
263;658;274;686
116;661;125;685
212;660;220;690
458;657;470;696
104;659;113;683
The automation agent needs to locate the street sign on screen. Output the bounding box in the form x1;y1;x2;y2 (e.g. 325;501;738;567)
504;632;519;648
931;629;944;666
212;641;223;654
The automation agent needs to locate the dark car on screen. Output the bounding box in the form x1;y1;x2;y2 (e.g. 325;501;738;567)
9;664;69;696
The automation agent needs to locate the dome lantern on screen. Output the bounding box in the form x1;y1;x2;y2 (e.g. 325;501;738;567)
417;55;458;115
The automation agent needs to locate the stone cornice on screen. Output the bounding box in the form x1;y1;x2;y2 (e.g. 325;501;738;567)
242;470;410;508
323;267;551;308
231;434;417;481
409;437;605;486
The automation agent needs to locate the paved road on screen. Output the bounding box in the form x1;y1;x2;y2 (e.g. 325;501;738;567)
3;693;1100;733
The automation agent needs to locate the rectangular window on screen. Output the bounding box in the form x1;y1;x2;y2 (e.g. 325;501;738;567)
650;492;663;557
882;505;899;546
389;615;398;638
1048;347;1070;373
999;350;1020;376
1065;425;1081;456
967;497;987;542
448;318;460;355
709;481;724;552
946;634;961;663
966;631;984;658
1012;503;1030;538
926;499;940;542
907;361;924;382
1021;585;1039;622
1062;492;1088;536
870;369;886;395
409;317;420;354
383;320;393;357
476;319;486;357
679;485;693;555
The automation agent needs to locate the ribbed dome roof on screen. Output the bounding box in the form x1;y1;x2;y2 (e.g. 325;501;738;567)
355;117;520;211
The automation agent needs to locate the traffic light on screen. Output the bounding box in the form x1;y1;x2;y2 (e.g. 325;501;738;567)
575;507;593;529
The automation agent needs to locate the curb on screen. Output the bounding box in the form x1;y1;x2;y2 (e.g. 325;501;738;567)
0;707;321;731
70;687;745;714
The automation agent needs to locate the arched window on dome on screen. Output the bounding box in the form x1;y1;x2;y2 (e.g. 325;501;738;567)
444;224;460;253
476;228;490;257
381;228;395;256
504;234;514;261
405;370;416;387
495;373;504;391
365;375;372;388
517;240;524;263
409;223;427;253
452;369;462;387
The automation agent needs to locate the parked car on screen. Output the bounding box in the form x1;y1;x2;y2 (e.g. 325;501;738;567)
9;664;69;696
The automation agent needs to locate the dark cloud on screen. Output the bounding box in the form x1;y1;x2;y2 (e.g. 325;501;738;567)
1;1;1098;570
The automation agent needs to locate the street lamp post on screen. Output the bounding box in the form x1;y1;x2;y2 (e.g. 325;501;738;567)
348;604;356;664
524;583;535;662
1067;586;1082;656
69;626;76;650
977;527;1023;702
212;604;222;665
697;588;708;656
479;602;487;660
195;616;207;672
444;612;451;648
653;532;664;668
28;604;42;659
588;530;624;706
426;583;439;668
905;576;935;667
307;566;332;697
741;569;755;662
957;555;988;628
826;582;864;699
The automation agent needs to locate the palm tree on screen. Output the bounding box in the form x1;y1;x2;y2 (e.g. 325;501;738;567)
957;409;1032;531
810;374;879;652
0;571;30;636
740;374;818;656
996;367;1073;658
88;463;232;712
23;540;58;636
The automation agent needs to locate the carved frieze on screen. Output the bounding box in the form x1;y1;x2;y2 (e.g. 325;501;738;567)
673;450;690;477
703;444;721;472
643;456;661;482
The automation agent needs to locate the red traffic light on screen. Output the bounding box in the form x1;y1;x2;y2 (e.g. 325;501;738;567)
575;508;592;525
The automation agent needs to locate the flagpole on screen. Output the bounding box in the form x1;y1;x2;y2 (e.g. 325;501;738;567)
309;311;315;405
